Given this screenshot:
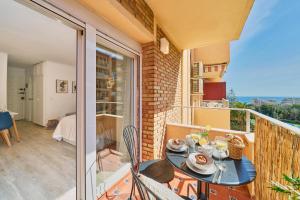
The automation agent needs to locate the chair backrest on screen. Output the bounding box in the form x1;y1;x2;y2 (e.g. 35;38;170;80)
131;168;185;200
131;168;162;200
0;112;13;131
123;125;140;172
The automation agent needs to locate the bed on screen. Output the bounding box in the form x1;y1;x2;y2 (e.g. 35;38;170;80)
53;114;76;145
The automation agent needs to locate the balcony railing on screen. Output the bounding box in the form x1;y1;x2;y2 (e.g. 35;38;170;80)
166;106;300;199
201;99;229;108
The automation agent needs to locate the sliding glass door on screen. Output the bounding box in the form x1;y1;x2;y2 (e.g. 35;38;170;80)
95;37;138;195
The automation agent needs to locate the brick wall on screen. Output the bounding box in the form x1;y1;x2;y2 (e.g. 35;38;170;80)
116;0;154;33
142;27;182;160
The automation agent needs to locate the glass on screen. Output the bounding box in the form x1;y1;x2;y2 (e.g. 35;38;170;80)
198;144;214;157
95;43;134;192
214;136;228;163
185;135;196;152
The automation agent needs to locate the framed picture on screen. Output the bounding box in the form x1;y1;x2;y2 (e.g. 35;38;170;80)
56;80;68;93
72;81;77;93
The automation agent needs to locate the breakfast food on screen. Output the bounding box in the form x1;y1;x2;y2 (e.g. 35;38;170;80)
199;137;208;146
173;139;182;145
227;134;244;147
232;137;244;146
191;134;200;142
226;134;245;159
170;138;185;149
195;154;208;165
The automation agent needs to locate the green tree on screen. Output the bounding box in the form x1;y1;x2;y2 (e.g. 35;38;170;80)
227;88;237;104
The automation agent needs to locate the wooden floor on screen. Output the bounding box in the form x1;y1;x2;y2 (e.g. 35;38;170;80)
0;121;76;200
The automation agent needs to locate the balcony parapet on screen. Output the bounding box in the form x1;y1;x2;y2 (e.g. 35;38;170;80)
201;99;229;108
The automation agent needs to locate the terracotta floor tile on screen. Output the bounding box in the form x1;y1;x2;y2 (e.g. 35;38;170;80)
98;170;252;200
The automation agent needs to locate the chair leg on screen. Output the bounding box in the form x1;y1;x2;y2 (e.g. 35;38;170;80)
97;152;103;171
1;130;12;147
12;119;20;142
187;183;197;197
129;178;136;200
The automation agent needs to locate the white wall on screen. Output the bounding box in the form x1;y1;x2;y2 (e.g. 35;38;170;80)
7;66;26;120
0;52;8;110
33;61;76;126
44;61;76;124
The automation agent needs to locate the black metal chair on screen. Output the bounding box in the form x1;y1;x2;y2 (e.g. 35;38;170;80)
131;168;193;200
123;125;175;198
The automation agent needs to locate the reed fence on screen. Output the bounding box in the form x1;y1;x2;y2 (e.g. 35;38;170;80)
254;116;300;200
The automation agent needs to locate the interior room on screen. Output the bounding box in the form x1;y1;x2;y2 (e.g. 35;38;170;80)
0;0;76;199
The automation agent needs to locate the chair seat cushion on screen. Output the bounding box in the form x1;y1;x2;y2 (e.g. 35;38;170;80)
0;112;13;131
139;159;175;183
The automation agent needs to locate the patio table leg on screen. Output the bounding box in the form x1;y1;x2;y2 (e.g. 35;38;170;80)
197;180;201;199
205;183;210;199
197;180;210;200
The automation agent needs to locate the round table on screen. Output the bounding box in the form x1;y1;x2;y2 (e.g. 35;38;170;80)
166;148;256;200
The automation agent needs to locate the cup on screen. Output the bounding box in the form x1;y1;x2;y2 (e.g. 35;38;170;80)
198;144;214;157
185;135;195;151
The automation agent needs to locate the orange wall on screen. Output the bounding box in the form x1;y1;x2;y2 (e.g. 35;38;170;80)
193;108;230;129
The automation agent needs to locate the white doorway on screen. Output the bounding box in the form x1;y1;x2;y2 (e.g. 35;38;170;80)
7;67;26;120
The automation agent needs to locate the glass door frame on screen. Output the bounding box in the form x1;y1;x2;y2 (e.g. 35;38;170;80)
17;1;143;199
95;33;141;196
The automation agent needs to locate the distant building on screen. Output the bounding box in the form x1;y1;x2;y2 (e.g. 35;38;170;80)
252;98;278;106
281;98;300;105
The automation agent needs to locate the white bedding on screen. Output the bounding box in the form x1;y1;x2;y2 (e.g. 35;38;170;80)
53;114;76;145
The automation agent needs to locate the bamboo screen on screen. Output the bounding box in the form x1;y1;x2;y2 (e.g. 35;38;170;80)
254;117;300;199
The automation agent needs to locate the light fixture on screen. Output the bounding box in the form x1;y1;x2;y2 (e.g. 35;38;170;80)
160;37;169;54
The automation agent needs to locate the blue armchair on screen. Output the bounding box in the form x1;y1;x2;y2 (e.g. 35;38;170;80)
0;112;13;147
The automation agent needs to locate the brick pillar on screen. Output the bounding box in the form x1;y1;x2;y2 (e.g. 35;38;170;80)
142;42;156;160
142;27;182;160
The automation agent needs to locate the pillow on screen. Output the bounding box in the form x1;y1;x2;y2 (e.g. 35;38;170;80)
139;174;184;200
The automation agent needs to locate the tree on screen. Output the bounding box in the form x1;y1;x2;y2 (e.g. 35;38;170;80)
227;88;237;103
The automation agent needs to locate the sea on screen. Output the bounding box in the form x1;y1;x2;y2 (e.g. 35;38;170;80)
236;96;289;104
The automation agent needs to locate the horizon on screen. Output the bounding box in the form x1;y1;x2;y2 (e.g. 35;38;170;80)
235;95;300;98
224;0;300;97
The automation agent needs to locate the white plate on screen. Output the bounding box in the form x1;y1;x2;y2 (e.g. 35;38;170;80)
168;139;186;149
186;159;217;175
166;143;188;152
189;153;214;169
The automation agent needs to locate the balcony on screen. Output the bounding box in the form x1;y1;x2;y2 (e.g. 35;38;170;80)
203;64;227;80
98;104;300;199
165;106;300;199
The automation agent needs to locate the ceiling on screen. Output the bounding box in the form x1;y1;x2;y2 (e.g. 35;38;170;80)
0;0;76;68
79;0;153;44
145;0;254;49
191;42;230;65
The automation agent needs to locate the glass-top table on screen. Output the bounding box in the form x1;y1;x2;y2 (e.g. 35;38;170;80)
166;148;256;200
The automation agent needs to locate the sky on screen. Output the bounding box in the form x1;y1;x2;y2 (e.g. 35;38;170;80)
224;0;300;97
